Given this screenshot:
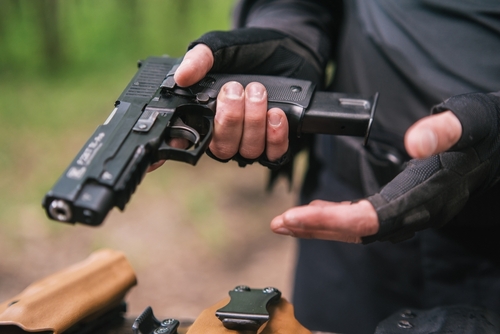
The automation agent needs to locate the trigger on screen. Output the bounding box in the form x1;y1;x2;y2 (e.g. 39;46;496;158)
169;118;200;147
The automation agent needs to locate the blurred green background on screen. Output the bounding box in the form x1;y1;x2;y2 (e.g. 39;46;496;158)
0;0;233;231
0;0;298;319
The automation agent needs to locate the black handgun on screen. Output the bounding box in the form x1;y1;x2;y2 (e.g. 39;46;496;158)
43;56;378;226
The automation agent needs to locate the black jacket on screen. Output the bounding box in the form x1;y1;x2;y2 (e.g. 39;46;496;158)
234;1;500;333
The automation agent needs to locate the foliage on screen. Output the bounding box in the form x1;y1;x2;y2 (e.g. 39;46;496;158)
0;0;234;233
0;0;234;76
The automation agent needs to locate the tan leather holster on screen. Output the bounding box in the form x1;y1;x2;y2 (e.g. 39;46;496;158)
186;297;312;334
0;249;137;334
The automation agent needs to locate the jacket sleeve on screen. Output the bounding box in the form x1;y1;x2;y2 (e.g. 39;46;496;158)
233;0;343;83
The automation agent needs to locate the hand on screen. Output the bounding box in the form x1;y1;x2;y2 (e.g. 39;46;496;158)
404;110;462;159
271;200;379;243
175;44;289;162
152;26;324;171
271;111;463;242
147;44;289;173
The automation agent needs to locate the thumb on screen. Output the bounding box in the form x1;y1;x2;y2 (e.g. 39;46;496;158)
405;110;462;159
174;44;214;87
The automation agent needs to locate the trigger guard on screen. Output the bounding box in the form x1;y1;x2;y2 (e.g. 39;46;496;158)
156;116;213;166
168;119;201;147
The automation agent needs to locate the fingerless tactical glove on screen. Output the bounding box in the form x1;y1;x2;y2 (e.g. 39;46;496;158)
189;28;323;83
364;92;500;243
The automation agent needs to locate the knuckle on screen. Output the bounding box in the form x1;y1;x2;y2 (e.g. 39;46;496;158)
267;132;288;147
343;235;362;244
215;107;244;128
245;111;266;127
210;142;238;160
216;113;242;128
354;218;378;236
310;199;324;206
240;145;264;159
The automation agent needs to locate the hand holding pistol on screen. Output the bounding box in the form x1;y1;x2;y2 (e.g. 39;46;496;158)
43;56;378;226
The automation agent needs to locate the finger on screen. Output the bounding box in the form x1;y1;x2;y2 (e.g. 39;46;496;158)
405;110;462;159
239;82;267;159
174;44;214;87
265;108;289;162
147;160;165;173
270;200;379;242
168;137;191;149
209;81;245;160
309;199;352;207
271;214;362;243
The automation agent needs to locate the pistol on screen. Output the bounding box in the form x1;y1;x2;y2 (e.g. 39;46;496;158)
43;56;378;226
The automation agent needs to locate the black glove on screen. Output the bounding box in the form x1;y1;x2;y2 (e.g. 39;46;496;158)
363;92;500;243
189;28;323;83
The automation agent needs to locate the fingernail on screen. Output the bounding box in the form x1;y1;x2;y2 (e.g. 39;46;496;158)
173;59;190;85
268;111;282;127
419;128;438;155
179;57;191;67
283;212;300;227
274;227;294;236
247;83;266;101
223;82;244;99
